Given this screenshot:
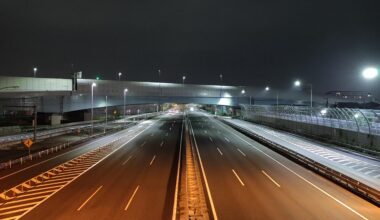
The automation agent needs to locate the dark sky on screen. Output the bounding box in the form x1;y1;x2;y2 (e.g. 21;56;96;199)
1;0;380;95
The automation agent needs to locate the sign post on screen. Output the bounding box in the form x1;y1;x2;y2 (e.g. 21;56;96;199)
23;138;33;156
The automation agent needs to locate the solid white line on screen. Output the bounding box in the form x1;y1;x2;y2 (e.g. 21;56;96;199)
209;136;213;142
77;185;103;211
149;155;156;166
216;147;223;156
188;118;218;220
15;121;156;220
237;148;246;157
122;155;133;165
172;118;184;220
232;169;245;186
211;117;369;220
262;170;281;188
124;185;140;211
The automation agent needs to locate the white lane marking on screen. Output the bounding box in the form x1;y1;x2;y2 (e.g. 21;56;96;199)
172;118;184;220
149;155;156;166
160;141;164;147
209;136;213;142
232;169;245;186
237;148;246;157
216;147;223;156
0;129;131;181
122;155;133;165
15;121;156;220
188;118;218;220
262;170;281;188
124;185;140;211
140;141;146;147
77;185;103;211
224;137;230;143
211;118;369;220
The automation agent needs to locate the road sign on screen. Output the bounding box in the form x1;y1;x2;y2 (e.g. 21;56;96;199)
23;139;33;148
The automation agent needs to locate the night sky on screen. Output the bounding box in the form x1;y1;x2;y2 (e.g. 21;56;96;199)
1;1;380;96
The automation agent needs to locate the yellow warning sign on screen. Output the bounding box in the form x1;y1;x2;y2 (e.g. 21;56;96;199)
23;139;33;148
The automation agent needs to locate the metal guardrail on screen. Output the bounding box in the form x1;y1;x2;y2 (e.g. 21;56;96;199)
222;119;380;207
241;105;380;136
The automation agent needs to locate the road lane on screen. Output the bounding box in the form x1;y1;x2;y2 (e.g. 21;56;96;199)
20;113;183;220
188;112;380;220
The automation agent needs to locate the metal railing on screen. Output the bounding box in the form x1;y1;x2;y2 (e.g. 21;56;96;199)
241;105;380;136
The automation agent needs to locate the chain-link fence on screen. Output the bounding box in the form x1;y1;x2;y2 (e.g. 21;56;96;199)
241;105;380;152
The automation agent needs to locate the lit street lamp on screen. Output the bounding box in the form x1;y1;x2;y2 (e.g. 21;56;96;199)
219;74;223;97
294;79;313;109
118;72;122;81
123;88;128;127
264;86;279;111
33;67;38;77
91;82;97;135
182;75;186;84
362;67;378;80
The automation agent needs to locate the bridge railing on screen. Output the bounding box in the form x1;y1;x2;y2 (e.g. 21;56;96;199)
241;105;380;152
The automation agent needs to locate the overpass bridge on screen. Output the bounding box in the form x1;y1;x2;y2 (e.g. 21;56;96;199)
0;76;323;114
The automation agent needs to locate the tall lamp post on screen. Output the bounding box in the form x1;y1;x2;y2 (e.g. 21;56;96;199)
33;67;38;77
123;88;128;127
265;86;279;111
294;80;313;109
182;75;186;84
219;74;223;97
104;95;108;133
118;72;122;81
91;82;96;135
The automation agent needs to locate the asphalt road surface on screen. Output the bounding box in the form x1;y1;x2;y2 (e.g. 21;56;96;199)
187;111;380;220
19;113;183;220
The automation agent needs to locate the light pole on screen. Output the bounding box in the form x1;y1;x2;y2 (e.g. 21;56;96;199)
265;86;279;111
104;95;108;133
118;72;122;81
123;88;128;127
182;75;186;84
219;74;223;97
158;69;162;111
33;67;38;77
294;80;313;109
91;82;96;135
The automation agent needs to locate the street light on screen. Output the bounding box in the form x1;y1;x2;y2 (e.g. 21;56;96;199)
33;67;38;77
264;86;279;110
91;82;97;135
123;88;128;127
362;67;378;80
294;80;313;109
219;74;223;97
182;75;186;84
118;72;122;81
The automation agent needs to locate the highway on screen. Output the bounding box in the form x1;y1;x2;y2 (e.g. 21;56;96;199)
16;113;183;220
187;111;380;220
1;111;380;219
